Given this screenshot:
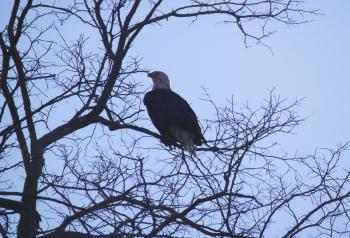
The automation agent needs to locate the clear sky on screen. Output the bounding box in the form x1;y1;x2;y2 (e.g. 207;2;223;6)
133;0;350;154
1;0;348;153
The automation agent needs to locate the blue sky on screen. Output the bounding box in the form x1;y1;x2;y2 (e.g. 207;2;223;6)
134;0;350;153
1;0;348;152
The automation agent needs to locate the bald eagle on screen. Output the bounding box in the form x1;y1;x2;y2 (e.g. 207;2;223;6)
144;71;205;154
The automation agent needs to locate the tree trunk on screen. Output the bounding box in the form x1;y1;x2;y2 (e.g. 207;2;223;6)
17;147;43;238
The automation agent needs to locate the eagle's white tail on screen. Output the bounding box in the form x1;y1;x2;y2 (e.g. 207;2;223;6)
170;127;197;156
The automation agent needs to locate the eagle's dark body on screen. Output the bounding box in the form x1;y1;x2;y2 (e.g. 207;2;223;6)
144;89;204;148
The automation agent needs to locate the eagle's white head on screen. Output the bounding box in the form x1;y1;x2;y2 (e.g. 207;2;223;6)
147;71;171;90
